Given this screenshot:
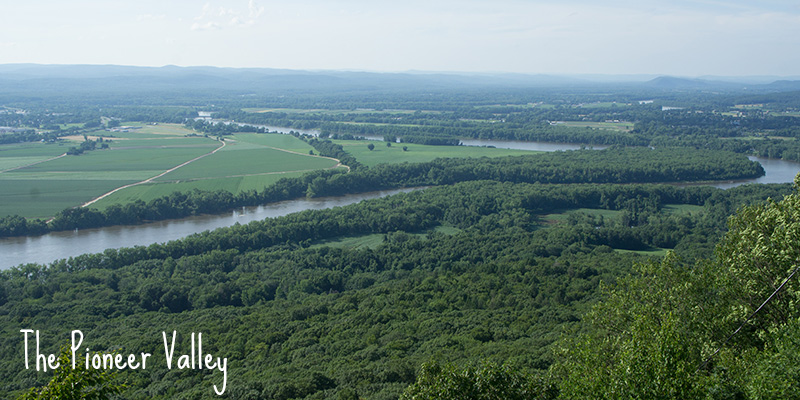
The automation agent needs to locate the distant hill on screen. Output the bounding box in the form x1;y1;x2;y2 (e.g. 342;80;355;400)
0;64;593;93
643;76;743;90
1;64;798;104
763;80;800;91
643;75;800;93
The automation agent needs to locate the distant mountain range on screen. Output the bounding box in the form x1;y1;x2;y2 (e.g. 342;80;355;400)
1;64;799;95
642;75;800;91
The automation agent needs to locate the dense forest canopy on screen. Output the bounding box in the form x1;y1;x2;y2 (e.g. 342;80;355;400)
1;179;796;398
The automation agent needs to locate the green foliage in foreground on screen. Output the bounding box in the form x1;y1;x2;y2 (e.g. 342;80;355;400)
553;176;800;398
400;361;554;400
17;346;126;400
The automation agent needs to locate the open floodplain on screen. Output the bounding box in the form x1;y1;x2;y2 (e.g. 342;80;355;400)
0;124;346;217
331;139;535;167
0;124;544;218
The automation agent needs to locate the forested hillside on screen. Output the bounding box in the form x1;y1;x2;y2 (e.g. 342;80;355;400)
1;179;794;398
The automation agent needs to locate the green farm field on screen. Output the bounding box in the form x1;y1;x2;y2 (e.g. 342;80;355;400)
155;135;339;181
102;137;218;149
87;132;340;209
0;142;71;158
91;172;310;209
87;134;545;210
557;121;634;132
19;147;214;174
229;133;319;153
332;139;535;167
0;179;137;218
0;125;220;217
0;125;344;218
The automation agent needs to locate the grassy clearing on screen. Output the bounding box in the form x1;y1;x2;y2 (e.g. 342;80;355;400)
310;233;386;250
615;248;670;257
662;204;704;214
434;226;463;235
543;208;622;224
309;225;463;250
333;140;535;167
545;204;703;224
543;204;703;256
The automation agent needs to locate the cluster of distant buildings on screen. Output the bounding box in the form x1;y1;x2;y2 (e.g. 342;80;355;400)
106;126;142;133
0;107;26;115
1;107;30;134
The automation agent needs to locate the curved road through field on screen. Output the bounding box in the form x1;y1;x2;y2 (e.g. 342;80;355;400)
80;138;228;208
80;137;348;208
0;153;67;173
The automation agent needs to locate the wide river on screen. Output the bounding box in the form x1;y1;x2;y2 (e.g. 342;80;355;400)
1;134;798;270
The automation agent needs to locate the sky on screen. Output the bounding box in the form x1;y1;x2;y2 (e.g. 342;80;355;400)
1;0;799;77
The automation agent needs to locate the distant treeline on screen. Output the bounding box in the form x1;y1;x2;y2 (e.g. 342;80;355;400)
0;129;40;144
320;121;650;146
0;106;197;144
305;138;363;170
0;147;763;238
217;101;800;161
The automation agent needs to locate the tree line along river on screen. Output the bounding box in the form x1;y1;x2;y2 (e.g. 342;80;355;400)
1;136;798;270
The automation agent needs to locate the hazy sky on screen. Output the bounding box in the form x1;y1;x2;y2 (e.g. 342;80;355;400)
1;0;799;76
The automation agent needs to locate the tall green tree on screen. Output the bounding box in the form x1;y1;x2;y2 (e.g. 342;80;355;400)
401;361;553;400
18;346;126;400
554;174;800;398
